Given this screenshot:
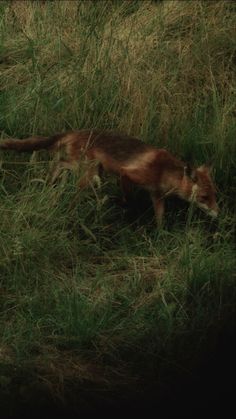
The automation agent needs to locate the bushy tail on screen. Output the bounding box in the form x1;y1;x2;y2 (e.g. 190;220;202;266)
0;133;62;152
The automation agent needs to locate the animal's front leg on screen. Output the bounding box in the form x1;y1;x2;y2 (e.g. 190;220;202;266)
120;175;133;204
151;193;165;227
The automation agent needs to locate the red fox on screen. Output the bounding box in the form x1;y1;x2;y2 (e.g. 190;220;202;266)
0;129;218;224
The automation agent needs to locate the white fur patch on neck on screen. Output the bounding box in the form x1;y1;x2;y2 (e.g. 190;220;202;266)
122;150;156;171
190;184;199;201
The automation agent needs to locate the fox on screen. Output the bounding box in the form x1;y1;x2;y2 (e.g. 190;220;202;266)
0;129;218;224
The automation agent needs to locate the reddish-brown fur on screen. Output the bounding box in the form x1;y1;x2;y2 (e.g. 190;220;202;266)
0;129;218;224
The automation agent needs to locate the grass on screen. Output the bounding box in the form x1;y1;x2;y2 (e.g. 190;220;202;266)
0;0;235;414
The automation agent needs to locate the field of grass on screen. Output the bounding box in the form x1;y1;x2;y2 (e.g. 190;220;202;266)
0;0;235;415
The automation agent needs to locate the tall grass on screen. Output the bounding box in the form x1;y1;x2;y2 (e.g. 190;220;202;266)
0;0;235;413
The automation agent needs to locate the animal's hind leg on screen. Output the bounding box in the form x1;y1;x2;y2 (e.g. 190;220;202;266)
49;157;101;190
68;163;101;210
49;159;77;184
77;163;100;190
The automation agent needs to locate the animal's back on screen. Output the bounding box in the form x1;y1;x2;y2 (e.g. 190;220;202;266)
75;130;153;161
73;130;182;188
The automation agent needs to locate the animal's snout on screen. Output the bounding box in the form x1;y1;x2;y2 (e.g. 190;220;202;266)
208;204;219;218
209;209;218;218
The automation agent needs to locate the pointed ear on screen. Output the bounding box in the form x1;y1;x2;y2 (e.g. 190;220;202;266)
197;163;213;173
184;164;197;182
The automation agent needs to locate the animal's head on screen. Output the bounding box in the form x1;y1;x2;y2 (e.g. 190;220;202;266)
183;164;219;218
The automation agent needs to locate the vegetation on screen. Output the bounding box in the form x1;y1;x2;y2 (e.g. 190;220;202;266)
0;0;235;414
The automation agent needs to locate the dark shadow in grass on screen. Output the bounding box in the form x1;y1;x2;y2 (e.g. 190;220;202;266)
1;322;235;418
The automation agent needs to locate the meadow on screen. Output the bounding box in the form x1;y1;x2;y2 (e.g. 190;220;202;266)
0;0;235;415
